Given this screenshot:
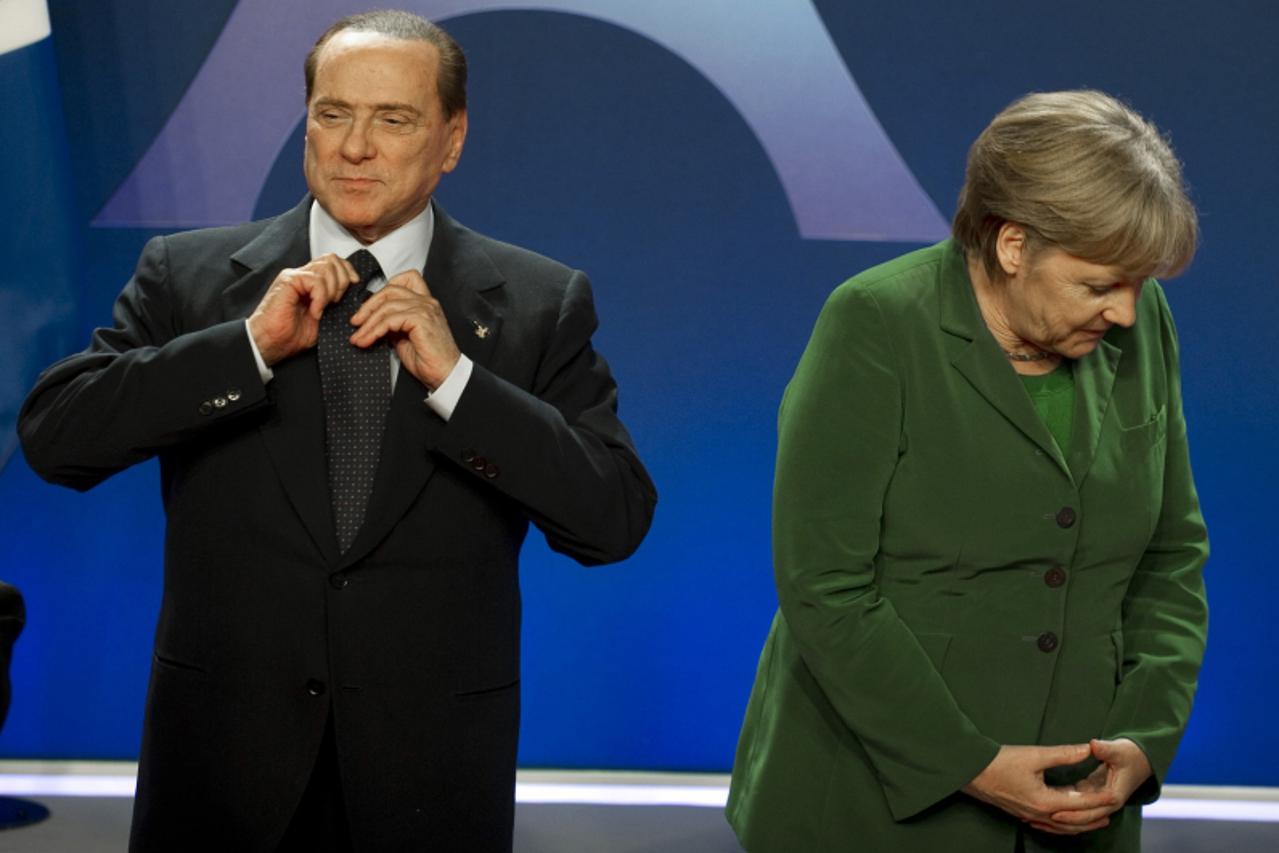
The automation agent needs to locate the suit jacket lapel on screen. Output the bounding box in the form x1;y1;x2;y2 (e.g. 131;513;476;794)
341;201;506;567
422;202;504;367
937;243;1072;480
222;198;342;565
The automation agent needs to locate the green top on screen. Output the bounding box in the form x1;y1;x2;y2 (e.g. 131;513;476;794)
1019;362;1075;461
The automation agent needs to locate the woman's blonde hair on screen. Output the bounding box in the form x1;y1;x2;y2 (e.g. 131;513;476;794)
953;90;1197;280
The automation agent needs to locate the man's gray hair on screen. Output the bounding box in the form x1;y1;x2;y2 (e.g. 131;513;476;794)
305;9;467;117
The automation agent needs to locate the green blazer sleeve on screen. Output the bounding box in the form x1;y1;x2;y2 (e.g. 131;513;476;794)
1101;285;1209;800
772;281;999;820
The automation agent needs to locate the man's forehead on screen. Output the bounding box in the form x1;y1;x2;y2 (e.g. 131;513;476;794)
313;30;440;76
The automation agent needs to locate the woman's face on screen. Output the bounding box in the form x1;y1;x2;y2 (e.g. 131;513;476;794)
1003;247;1145;359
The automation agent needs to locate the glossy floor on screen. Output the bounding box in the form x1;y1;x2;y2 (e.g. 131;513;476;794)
1;768;1277;852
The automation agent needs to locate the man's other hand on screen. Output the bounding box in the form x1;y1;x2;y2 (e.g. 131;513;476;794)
349;270;461;390
247;253;359;365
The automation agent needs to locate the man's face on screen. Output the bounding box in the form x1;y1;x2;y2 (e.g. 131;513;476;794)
304;31;466;244
1005;248;1144;359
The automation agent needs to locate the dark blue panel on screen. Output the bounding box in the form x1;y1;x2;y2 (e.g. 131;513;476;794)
2;1;1275;786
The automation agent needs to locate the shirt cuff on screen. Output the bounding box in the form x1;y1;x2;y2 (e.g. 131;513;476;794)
423;355;473;421
244;320;274;384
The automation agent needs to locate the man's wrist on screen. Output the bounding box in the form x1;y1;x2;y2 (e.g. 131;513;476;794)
423;354;473;420
244;319;274;383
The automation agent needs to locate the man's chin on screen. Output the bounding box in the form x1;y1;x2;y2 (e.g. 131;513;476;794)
325;202;382;234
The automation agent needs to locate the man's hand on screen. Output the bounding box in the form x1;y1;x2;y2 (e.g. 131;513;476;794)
247;254;359;366
963;744;1118;835
1048;738;1152;828
349;270;461;390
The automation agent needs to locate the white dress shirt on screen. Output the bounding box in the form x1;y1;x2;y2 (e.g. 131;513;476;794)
245;200;473;420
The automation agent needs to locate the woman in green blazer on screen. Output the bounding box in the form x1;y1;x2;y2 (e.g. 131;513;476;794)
728;91;1208;852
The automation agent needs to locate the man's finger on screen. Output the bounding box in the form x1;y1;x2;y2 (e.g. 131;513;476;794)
321;255;359;304
325;252;359;285
349;292;405;330
302;254;358;310
349;309;415;348
283;271;332;319
348;288;388;325
351;291;438;330
387;269;431;297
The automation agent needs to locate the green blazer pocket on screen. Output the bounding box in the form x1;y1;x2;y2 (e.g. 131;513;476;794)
1119;405;1167;453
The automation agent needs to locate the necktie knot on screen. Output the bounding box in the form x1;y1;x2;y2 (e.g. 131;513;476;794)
347;249;383;293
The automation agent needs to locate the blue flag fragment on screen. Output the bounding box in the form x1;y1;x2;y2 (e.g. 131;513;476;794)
0;0;80;472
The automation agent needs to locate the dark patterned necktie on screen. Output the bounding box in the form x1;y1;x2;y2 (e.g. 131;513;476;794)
317;249;390;553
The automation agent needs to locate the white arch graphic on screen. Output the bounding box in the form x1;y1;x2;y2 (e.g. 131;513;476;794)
94;0;947;242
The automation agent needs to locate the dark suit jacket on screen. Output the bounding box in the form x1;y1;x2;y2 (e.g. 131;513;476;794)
727;241;1207;853
19;198;657;852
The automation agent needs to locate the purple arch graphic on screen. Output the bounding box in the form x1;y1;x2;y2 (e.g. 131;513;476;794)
93;0;947;242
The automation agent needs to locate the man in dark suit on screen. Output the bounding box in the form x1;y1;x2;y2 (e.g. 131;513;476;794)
18;10;655;852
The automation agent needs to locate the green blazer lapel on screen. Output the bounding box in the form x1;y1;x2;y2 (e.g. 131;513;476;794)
226;199;340;565
936;245;1071;478
1068;338;1121;487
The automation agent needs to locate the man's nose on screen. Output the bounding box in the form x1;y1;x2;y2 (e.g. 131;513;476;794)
341;121;375;161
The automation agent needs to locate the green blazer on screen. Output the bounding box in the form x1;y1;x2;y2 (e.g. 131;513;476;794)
727;241;1208;852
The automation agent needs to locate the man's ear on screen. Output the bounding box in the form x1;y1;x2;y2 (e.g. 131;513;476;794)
442;110;467;174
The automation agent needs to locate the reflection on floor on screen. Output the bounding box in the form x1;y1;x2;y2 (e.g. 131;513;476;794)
1;765;1277;852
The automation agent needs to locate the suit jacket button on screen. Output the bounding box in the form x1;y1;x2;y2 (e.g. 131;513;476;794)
212;397;228;408
1037;632;1059;653
305;679;327;696
1044;566;1067;588
329;574;349;590
198;401;214;416
227;388;242;402
1055;507;1077;528
471;455;487;471
461;448;477;463
483;462;499;480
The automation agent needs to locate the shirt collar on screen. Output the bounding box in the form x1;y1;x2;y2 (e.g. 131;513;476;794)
308;199;434;284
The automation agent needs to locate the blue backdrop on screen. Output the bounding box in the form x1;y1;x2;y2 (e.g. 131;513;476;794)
0;0;1274;785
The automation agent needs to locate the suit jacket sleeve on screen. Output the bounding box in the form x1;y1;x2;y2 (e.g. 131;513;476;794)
427;270;656;565
771;282;999;821
1102;285;1209;801
19;235;268;490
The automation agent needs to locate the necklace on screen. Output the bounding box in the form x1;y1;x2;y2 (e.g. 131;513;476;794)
1004;349;1055;362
